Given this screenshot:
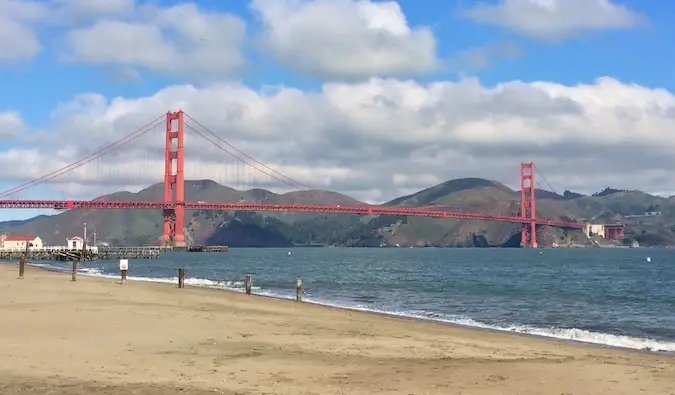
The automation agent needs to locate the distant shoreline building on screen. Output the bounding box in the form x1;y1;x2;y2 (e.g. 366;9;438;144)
0;234;43;249
66;236;84;250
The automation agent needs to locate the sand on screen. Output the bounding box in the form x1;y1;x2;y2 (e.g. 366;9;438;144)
0;263;673;395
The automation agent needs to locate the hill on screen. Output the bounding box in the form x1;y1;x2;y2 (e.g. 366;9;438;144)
0;180;362;247
323;178;589;247
2;179;675;247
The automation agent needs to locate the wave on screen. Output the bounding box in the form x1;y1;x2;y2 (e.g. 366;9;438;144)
31;262;675;353
74;266;263;291
300;300;675;353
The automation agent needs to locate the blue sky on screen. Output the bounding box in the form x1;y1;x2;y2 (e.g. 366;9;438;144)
0;0;674;221
2;0;672;123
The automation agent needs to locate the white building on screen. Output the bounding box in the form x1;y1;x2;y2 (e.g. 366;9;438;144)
66;236;84;250
0;235;43;250
584;224;606;238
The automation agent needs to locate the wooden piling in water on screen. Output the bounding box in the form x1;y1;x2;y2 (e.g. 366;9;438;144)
245;274;252;295
296;279;303;301
71;261;77;282
178;268;185;288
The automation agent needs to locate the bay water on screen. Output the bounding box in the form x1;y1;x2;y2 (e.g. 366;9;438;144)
33;247;675;352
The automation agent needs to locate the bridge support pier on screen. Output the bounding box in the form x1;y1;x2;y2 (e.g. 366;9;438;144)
520;162;537;248
162;110;186;248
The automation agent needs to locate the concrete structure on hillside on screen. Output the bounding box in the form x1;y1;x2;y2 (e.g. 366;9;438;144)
584;223;625;241
0;234;43;250
585;224;606;238
66;236;84;250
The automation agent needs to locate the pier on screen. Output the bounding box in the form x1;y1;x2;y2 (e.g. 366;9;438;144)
187;245;229;252
97;246;172;260
0;246;172;261
0;244;228;261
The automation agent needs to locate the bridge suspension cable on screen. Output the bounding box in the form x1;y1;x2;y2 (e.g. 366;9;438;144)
184;122;312;190
0;108;596;248
0;115;165;198
184;113;313;190
534;165;559;196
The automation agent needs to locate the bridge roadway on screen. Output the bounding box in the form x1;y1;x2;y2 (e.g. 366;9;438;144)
0;199;586;229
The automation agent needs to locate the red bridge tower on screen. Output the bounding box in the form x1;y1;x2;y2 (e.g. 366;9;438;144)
162;110;186;248
520;162;537;248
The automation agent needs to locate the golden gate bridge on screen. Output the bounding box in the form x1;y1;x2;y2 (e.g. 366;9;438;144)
0;110;617;248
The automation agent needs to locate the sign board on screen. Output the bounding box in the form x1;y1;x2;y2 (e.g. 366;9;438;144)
119;259;129;271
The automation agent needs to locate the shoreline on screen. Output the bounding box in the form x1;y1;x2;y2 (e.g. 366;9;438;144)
15;260;675;355
2;262;674;394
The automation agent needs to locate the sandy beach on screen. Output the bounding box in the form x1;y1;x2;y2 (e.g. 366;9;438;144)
0;263;673;394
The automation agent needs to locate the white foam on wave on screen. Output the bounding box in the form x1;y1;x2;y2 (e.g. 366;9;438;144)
300;298;675;353
65;265;262;291
33;262;675;353
237;287;675;352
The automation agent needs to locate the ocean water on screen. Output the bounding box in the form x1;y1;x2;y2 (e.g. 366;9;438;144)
31;247;675;352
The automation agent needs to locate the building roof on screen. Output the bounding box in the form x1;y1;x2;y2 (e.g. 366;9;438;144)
4;235;38;241
69;236;83;241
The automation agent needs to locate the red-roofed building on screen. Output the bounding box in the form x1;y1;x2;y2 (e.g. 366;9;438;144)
0;234;43;249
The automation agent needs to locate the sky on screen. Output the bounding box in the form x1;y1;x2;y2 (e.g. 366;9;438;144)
0;0;674;221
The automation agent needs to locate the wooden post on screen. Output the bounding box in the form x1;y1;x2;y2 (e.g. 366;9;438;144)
120;259;128;284
81;235;87;262
296;279;303;301
71;261;77;281
18;242;31;279
245;274;252;295
18;256;25;279
178;268;185;288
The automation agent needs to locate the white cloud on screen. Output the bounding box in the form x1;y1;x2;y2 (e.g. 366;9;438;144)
250;0;438;79
1;76;675;203
50;0;135;22
0;0;143;63
61;2;247;79
0;111;26;137
0;0;47;62
462;0;646;41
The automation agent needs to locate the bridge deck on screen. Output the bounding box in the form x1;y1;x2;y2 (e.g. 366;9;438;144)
0;200;587;229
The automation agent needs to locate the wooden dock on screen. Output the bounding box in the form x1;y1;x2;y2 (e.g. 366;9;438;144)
0;246;172;261
0;244;228;261
97;246;172;260
187;245;229;252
